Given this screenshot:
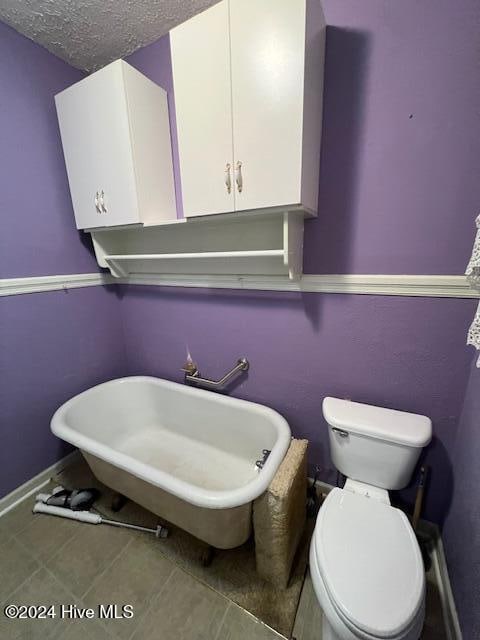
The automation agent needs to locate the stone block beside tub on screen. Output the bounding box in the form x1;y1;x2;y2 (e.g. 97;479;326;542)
253;438;308;589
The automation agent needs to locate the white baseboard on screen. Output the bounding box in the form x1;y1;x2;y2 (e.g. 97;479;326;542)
0;450;81;518
428;526;463;640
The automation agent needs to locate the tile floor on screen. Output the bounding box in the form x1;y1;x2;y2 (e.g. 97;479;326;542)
54;456;306;636
0;480;448;640
0;482;282;640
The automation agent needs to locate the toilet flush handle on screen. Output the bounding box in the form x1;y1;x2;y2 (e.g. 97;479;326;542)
332;428;349;438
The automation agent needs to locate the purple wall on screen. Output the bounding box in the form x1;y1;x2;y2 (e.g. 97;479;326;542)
0;288;126;497
443;359;480;639
118;285;477;525
304;0;480;275
0;21;99;278
0;23;126;498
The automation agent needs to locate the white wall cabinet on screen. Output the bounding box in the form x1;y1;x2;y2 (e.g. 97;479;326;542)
169;2;234;217
55;60;177;230
171;0;325;218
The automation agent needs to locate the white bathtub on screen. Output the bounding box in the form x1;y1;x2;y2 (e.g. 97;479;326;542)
51;376;291;548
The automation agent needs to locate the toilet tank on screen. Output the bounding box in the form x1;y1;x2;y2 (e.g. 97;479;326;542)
323;397;432;490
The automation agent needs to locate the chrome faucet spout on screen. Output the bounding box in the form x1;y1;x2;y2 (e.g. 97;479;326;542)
181;361;199;378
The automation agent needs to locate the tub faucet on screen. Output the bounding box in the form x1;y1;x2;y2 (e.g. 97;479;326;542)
181;358;249;391
181;360;199;379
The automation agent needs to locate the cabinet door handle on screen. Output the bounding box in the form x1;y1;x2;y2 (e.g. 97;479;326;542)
235;161;243;193
99;190;107;214
94;191;102;214
225;163;232;194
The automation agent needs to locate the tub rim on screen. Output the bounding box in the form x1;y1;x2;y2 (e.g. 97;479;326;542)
51;376;291;510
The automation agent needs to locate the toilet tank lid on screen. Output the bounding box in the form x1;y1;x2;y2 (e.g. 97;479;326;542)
323;397;432;448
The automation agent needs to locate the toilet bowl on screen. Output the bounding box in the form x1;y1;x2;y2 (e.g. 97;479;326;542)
310;397;432;640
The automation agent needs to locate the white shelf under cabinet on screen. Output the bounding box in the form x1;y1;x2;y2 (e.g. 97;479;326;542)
104;250;285;278
91;210;305;280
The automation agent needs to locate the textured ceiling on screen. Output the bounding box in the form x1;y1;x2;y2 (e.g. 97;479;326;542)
0;0;219;71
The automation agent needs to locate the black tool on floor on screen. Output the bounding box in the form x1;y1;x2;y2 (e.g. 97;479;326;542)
36;486;100;511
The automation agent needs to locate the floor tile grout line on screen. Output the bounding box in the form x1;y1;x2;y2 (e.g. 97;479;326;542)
0;565;43;608
15;522;132;640
212;601;232;640
291;579;311;638
13;532;118;639
40;518;97;567
79;538;136;640
80;537;134;601
41;563;118;640
13;526;85;591
1;552;115;640
8;498;105;598
11;532;42;563
227;600;288;639
126;566;178;640
289;563;310;639
126;564;235;640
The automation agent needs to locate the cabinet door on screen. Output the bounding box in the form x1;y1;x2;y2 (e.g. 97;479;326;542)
229;0;305;211
55;61;139;229
171;1;235;217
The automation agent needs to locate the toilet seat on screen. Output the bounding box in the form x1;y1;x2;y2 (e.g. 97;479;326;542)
313;488;425;639
309;542;424;640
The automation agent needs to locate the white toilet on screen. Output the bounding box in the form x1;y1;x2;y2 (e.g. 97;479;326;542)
309;397;432;640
